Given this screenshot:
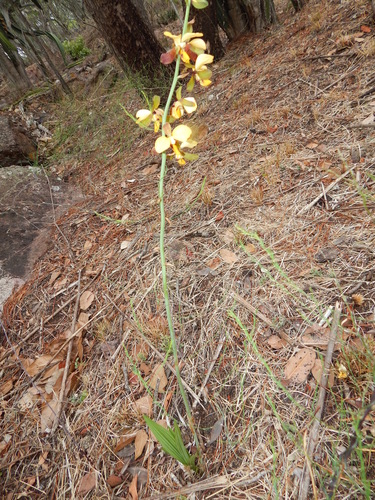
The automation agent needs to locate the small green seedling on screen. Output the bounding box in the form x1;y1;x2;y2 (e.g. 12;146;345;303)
144;415;197;471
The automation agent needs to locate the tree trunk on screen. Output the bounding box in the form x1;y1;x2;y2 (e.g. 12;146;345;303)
216;0;277;39
16;9;72;95
0;47;32;93
290;0;307;11
192;0;225;60
84;0;167;83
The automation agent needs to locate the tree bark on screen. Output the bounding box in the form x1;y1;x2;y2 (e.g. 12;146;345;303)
192;0;225;60
84;0;167;83
290;0;307;11
216;0;277;39
0;47;32;93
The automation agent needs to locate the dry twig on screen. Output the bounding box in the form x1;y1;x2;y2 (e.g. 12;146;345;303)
298;302;342;500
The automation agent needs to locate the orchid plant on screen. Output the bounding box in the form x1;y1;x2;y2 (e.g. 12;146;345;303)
127;0;212;466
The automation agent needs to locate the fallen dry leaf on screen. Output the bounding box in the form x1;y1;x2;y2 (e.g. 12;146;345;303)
134;430;148;460
149;364;168;393
24;354;54;377
128;466;148;487
220;248;239;264
244;243;256;254
221;229;234;245
206;257;222;270
80;290;95;311
83;240;92;250
134;395;153;416
311;358;335;388
49;271;60;285
120;239;132;250
0;379;13;396
361;25;371;33
208;417;224;445
129;474;138;500
114;433;137;453
77;471;97;495
142;163;159;175
107;474;124;488
284;348;316;384
361;113;374;125
306;141;319;149
267;335;287;349
40;398;59;433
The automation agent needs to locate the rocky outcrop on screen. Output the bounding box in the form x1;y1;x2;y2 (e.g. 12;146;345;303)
0;114;37;168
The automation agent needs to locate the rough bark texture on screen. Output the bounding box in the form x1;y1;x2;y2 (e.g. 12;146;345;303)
84;0;166;82
216;0;276;39
192;0;225;60
0;48;32;93
290;0;308;11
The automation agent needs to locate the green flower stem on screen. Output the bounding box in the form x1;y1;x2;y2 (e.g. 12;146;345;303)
158;1;200;453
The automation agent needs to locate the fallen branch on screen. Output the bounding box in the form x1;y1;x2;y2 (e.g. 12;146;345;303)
232;291;274;328
298;166;357;214
52;271;81;434
298;302;342;500
142;470;270;499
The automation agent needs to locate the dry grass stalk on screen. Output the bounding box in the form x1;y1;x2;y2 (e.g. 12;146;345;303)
298;302;342;499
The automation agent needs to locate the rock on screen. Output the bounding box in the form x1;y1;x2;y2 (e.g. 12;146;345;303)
0;114;37;168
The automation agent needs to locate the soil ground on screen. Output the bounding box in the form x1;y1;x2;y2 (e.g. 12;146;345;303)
0;0;374;498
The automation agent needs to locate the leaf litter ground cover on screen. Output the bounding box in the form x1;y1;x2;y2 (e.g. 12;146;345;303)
1;0;375;497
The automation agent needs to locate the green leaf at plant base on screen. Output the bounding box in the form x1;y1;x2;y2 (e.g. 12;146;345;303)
191;0;209;9
143;415;197;470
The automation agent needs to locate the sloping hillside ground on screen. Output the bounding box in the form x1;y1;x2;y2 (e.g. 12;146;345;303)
1;0;375;497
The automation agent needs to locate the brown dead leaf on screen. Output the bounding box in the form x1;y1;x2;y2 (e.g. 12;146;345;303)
40;398;59;433
107;474;124;488
49;271;60;285
208;417;224;445
129;474;138;500
284;348;316;383
0;379;13;396
24;354;54;377
80;290;95;311
302;325;330;349
83;240;93;251
220;249;239;264
142;163;159;175
134;430;148;460
77;312;89;329
361;25;371;33
135;395;153;416
140;362;151;375
18;387;40;410
78;471;97;495
311;358;335;388
44;367;64;395
221;229;234;245
267;335;287;349
207;257;222;270
306;141;319;149
114;433;137;453
244;243;256;254
149;364;168;393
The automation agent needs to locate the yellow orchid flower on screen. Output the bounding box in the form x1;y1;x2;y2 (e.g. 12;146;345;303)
170;87;197;120
155;123;198;165
161;30;207;65
186;53;214;91
136;95;163;132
